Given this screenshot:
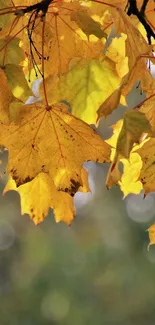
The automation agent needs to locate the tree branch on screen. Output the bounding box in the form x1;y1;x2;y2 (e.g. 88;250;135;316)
127;0;155;44
15;0;53;17
140;0;149;15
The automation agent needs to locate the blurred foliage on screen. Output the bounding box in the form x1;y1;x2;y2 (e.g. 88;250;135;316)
0;164;155;325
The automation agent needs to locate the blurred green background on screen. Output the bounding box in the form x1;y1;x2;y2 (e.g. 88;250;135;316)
0;85;155;325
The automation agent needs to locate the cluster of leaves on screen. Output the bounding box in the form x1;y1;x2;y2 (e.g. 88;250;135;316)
1;0;155;244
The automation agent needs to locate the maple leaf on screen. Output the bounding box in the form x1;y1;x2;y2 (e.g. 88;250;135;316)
41;2;107;76
41;31;129;124
40;57;122;124
106;110;152;190
0;102;110;195
4;172;75;225
105;115;150;192
119;153;143;197
115;110;151;159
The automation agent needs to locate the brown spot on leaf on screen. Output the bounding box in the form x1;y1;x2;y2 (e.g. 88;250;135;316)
141;177;146;185
13;175;33;187
25;176;32;183
70;179;81;195
63;180;81;196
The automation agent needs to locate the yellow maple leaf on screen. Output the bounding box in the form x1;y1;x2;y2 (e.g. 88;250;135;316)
105;116;147;195
114;110;151;160
119;153;143;197
40;57;122;124
0;102;110;195
41;2;106;76
4;172;75;225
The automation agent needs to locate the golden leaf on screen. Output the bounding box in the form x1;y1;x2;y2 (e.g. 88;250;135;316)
43;2;106;76
4;172;75;225
106;118;148;194
0;102;110;195
115;110;151;159
119;153;143;197
40;57;122;124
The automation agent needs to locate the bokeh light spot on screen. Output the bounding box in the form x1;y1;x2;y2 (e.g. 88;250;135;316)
41;291;70;321
125;193;155;223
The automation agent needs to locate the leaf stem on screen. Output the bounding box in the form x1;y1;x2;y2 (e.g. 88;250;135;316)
132;93;155;110
42;19;49;108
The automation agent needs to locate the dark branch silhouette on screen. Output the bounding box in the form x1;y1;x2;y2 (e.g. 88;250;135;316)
127;0;155;44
